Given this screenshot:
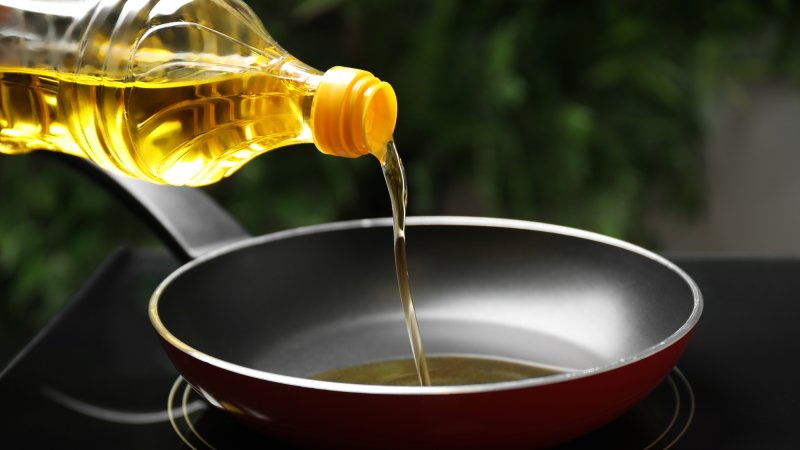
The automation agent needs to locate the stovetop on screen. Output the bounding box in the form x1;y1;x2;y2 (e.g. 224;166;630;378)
1;249;798;449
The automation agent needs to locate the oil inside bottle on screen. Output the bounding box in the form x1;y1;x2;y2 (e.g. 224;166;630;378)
0;65;315;186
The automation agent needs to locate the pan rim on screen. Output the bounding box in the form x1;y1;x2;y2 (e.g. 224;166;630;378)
149;216;703;395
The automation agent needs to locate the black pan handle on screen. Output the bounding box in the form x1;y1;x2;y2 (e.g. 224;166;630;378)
55;154;251;263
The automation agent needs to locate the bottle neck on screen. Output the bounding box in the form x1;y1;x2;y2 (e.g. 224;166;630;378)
310;66;397;160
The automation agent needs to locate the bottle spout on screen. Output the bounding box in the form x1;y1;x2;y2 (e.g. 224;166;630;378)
311;66;397;160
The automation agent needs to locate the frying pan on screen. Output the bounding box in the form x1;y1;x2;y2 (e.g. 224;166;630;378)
87;165;702;450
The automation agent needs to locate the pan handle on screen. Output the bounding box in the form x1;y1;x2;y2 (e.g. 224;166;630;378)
57;155;251;263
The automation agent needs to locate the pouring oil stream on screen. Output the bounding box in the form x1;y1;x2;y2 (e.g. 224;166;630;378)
380;140;432;386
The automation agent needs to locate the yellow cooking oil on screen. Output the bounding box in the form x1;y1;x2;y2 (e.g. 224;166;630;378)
312;355;562;386
0;65;317;186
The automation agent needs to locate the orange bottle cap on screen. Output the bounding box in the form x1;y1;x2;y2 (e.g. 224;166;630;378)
311;66;397;159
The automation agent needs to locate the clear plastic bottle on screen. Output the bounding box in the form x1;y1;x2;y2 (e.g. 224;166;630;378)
0;0;397;186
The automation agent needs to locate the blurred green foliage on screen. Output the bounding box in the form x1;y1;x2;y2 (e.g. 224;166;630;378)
247;0;800;240
3;0;800;353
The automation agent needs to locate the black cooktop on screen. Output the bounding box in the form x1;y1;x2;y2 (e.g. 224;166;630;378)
1;249;797;449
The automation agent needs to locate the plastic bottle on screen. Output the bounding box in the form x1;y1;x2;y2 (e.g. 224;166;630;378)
0;0;397;186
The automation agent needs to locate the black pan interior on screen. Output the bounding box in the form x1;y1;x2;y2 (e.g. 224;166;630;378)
156;221;695;378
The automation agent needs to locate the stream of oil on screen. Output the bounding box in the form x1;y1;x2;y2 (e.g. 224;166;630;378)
311;141;563;387
379;140;432;386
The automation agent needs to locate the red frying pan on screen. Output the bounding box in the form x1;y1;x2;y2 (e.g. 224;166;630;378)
97;170;702;449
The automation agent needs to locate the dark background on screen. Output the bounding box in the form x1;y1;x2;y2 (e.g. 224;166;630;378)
2;0;800;362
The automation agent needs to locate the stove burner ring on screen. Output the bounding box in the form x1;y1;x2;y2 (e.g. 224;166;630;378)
167;368;695;449
40;383;206;425
644;367;695;450
168;377;216;450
